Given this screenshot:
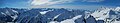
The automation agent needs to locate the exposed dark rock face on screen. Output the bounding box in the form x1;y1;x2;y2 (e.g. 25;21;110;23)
85;16;96;23
96;20;104;23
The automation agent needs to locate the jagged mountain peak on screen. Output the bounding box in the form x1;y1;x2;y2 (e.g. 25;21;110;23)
90;7;120;23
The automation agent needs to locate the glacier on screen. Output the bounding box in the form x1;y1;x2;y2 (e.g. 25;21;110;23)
0;7;120;23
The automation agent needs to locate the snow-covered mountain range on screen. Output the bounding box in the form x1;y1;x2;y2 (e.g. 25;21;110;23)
0;7;120;23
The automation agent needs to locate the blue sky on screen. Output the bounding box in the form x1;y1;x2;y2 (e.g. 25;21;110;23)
0;0;120;10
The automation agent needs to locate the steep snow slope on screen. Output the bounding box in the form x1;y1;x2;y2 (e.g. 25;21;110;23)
91;7;120;23
49;15;82;23
91;8;111;20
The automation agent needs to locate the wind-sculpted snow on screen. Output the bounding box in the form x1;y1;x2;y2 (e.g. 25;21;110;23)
0;7;120;23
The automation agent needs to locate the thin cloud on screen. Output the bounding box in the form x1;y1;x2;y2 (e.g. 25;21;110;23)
81;0;105;2
29;0;105;8
30;0;75;8
30;0;105;5
31;0;74;5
